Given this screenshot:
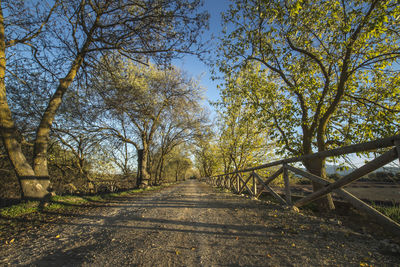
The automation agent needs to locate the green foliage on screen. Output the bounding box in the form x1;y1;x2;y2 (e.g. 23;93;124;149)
217;0;400;160
193;128;224;178
50;195;88;205
214;66;276;172
0;202;39;217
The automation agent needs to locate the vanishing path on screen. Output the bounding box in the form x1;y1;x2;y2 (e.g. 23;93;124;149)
1;180;399;266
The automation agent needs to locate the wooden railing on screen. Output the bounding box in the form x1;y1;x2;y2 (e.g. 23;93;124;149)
204;134;400;236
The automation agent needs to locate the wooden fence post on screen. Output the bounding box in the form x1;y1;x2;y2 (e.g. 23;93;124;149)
236;174;240;192
252;171;257;197
283;164;292;205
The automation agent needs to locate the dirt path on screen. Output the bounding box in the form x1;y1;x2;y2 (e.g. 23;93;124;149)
1;180;399;266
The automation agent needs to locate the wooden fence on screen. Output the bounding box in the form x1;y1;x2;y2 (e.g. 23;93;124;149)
204;135;400;237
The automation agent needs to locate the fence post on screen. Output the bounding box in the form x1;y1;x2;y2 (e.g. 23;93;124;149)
236;174;240;193
283;164;292;205
252;171;257;197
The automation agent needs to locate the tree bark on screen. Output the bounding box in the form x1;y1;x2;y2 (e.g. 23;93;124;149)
140;147;150;188
33;51;84;176
136;146;150;188
0;6;50;198
156;154;165;185
136;149;143;187
302;132;335;211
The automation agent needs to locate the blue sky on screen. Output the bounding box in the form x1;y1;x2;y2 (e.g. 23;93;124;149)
173;0;231;116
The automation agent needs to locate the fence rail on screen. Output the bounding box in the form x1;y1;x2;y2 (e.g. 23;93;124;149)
203;134;400;237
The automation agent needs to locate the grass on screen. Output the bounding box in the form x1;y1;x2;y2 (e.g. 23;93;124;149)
0;184;170;219
372;202;400;223
0;201;39;217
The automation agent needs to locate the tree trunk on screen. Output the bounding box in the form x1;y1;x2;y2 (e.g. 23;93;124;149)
146;149;152;185
136;147;150;188
302;132;335;211
303;157;335;211
136;149;143;187
140;148;150;188
0;7;50;198
175;161;181;182
156;155;165;185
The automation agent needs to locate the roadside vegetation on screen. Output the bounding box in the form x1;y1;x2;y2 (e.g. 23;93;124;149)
373;202;400;223
0;184;174;219
0;0;209;200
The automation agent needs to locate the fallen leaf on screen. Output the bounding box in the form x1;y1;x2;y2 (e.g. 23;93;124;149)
9;239;14;243
55;235;60;238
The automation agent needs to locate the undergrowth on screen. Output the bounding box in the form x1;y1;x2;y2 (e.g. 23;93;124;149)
372;202;400;223
0;201;39;217
0;184;170;218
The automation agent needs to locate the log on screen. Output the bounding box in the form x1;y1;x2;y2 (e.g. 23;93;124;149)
295;148;397;208
253;172;287;205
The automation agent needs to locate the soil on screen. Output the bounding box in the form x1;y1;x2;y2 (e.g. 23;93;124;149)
0;180;399;266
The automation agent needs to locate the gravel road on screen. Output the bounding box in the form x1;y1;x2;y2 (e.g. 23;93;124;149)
1;180;399;266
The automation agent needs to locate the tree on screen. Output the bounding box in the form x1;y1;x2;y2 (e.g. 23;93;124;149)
193;126;222;178
218;0;400;209
214;74;274;173
1;0;208;198
150;95;206;185
91;57;203;188
161;146;192;182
